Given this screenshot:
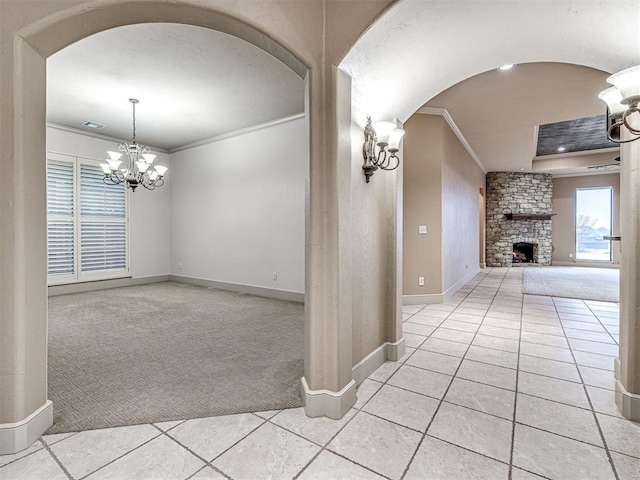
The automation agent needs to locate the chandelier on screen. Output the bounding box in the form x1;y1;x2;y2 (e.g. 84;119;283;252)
100;98;168;191
362;116;405;183
598;65;640;144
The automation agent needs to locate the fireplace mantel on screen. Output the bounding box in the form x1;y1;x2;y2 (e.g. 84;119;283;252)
504;213;556;221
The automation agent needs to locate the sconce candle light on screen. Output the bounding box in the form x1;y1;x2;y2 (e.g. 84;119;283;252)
598;65;640;143
362;116;405;183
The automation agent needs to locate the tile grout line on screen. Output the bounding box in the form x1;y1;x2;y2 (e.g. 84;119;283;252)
73;430;165;480
0;444;45;469
508;272;525;480
39;439;74;480
583;301;620;346
389;280;630;461
399;267;513;480
550;296;621;480
157;417;271;480
287;410;394;480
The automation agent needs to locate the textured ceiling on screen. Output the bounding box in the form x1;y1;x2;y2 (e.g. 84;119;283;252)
47;23;305;151
424;62;618;174
340;0;640;127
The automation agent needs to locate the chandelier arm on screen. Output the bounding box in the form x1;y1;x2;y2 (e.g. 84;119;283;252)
374;149;387;167
609;120;640;143
380;154;400;171
622;106;640;134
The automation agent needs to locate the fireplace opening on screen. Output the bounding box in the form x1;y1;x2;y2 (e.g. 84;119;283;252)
513;242;535;263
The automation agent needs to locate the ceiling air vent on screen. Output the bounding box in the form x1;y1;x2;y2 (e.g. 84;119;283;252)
81;121;105;129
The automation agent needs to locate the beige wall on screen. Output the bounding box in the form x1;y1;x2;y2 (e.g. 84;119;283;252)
403;115;444;295
441;121;485;291
553;173;620;266
403;113;484;297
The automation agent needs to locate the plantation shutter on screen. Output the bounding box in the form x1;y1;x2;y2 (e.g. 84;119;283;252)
47;158;75;279
46;154;129;285
79;162;128;275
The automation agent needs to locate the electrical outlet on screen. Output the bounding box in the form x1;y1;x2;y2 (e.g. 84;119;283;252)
418;225;427;234
272;272;277;281
569;253;573;258
418;276;425;286
178;262;183;270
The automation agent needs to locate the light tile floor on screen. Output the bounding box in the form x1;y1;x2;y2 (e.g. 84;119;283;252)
2;267;639;479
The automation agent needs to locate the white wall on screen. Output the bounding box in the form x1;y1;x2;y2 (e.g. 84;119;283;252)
46;126;171;278
169;117;306;294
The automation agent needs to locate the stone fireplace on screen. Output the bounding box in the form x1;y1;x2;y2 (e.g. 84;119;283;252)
486;172;553;267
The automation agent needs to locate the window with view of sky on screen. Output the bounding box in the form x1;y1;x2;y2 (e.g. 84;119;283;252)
575;186;612;262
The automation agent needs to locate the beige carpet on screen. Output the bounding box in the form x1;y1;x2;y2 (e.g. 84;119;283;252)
47;281;304;433
523;266;619;302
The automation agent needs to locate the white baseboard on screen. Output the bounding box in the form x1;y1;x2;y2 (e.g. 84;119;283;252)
551;261;619;269
301;377;357;420
386;338;406;362
0;401;53;455
48;275;170;296
443;269;479;301
614;358;640;421
403;293;444;305
351;338;406;385
301;337;406;419
403;268;479;305
170;275;304;303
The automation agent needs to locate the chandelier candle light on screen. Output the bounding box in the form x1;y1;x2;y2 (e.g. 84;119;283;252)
598;65;640;143
101;98;168;191
362;116;405;183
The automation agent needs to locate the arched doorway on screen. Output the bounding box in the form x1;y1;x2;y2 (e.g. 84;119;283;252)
43;20;308;433
3;0;316;451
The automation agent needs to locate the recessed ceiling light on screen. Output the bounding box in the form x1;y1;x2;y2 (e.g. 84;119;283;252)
82;121;104;129
557;146;566;152
498;64;515;71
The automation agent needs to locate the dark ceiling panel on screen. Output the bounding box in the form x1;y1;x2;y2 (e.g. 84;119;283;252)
536;115;614;156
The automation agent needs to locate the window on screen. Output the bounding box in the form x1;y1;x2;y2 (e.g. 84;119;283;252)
47;153;129;285
575;186;612;262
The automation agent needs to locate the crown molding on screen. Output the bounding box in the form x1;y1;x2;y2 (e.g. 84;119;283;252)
552;169;620;178
48;112;306;156
416;107;487;174
46;123;169;153
169;112;305;154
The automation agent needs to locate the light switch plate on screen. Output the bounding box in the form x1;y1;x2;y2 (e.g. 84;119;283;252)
418;225;427;234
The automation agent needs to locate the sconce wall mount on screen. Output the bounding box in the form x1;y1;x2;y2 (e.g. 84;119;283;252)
362;116;405;183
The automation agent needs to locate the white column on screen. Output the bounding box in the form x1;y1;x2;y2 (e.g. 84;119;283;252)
616;129;640;421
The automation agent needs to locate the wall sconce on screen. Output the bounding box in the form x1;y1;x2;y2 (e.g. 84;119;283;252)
598;65;640;143
362;116;405;183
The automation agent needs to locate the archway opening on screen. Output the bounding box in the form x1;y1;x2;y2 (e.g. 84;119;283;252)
17;4;309;435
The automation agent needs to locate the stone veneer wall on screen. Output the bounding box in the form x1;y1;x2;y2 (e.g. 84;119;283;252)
486;172;553;267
